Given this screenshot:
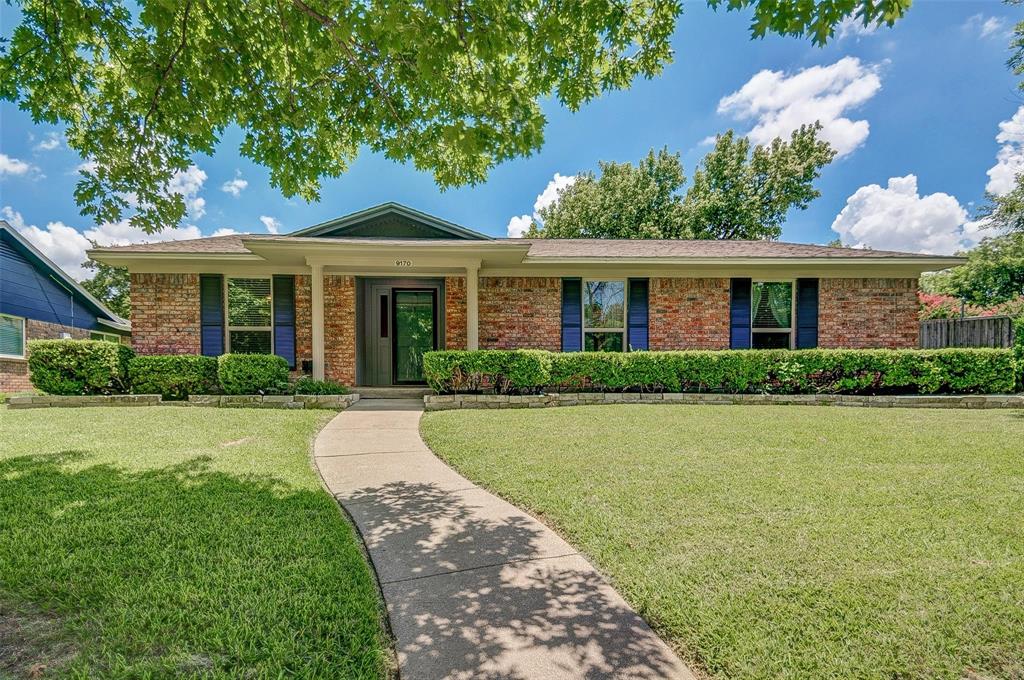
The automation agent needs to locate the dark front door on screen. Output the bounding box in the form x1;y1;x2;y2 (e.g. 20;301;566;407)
361;281;440;385
392;289;437;384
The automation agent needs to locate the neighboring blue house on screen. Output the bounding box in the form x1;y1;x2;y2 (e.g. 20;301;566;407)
1;220;130;392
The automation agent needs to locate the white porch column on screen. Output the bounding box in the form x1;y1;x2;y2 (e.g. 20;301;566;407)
466;264;479;350
311;263;325;380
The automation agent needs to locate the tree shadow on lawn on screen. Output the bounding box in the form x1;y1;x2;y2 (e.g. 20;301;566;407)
0;453;391;679
342;481;690;680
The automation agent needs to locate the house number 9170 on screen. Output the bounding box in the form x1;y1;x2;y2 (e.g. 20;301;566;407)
395;259;413;267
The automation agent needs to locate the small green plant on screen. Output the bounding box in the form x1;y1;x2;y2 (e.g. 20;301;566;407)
129;355;219;399
217;354;289;395
293;377;349;395
27;339;134;395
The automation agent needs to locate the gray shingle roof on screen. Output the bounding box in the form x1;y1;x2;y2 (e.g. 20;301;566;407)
91;234;266;254
518;239;951;259
90;234;958;260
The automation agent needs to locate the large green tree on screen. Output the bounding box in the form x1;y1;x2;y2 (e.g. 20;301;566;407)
529;124;834;240
80;257;131;318
682;126;835;239
528;148;690;239
0;0;909;233
921;232;1024;306
975;176;1024;234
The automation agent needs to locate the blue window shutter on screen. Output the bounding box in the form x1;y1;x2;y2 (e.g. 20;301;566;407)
796;278;819;349
730;278;752;349
199;274;224;356
627;278;649;350
273;275;296;368
561;278;582;352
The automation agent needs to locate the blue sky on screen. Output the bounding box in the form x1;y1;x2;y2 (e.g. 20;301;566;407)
1;1;1023;278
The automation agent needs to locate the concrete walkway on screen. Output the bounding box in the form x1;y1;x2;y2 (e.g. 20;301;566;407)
314;398;695;680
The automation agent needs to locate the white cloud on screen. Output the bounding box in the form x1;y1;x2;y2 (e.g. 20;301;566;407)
830;175;985;255
221;172;248;197
964;14;1008;39
836;16;878;40
532;173;577;214
211;228;241;237
506;215;533;238
2;206;203;280
259;216;281;234
0;153;35;177
717;57;882;158
33;132;63;152
985;105;1024;196
168;165;207;219
505;173;578;237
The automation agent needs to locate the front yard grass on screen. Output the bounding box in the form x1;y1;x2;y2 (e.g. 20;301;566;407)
421;405;1024;679
0;407;391;679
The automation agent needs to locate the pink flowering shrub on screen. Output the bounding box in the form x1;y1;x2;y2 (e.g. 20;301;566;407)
918;292;1024;320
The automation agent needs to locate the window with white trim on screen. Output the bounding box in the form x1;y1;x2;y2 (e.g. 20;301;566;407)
583;280;626;352
0;314;26;359
226;277;273;354
90;331;120;343
751;280;794;349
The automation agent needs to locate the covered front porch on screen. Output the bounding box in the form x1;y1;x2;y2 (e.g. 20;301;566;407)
244;237;530;386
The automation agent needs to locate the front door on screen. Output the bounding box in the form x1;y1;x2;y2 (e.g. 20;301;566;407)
392;289;437;384
362;281;439;385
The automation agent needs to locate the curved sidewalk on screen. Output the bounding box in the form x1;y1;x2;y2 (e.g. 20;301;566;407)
314;398;694;680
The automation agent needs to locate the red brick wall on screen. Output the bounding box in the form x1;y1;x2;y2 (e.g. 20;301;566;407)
819;278;919;349
130;273;201;354
479;277;561;350
445;276;467;350
295;274;312;370
323;275;356;386
1;320;91;393
649;278;731;350
0;359;30;393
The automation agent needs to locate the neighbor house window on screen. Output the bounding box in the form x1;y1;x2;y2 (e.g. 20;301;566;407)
0;314;26;359
751;281;794;349
226;277;273;354
90;331;120;343
583;280;626;351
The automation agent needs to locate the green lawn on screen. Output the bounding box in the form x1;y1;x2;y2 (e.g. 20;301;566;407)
421;405;1024;679
0;407;392;679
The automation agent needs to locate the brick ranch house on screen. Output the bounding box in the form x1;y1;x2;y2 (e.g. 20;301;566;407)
89;203;964;387
1;221;131;393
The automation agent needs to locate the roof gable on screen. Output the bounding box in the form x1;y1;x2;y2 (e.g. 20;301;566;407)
0;222;129;331
289;203;492;240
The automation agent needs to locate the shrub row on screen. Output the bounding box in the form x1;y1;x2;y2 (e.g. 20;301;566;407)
422;348;1018;396
27;340;346;397
1015;317;1024;391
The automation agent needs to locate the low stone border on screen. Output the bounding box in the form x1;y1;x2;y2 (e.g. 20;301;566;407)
424;392;1024;411
7;393;360;410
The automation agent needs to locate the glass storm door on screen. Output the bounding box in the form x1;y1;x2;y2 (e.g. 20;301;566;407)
392;290;437;384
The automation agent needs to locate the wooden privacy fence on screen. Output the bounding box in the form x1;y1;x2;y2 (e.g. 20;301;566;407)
919;315;1015;349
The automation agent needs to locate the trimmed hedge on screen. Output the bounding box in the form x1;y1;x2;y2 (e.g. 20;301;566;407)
28;339;134;395
1014;317;1024;391
423;348;1017;396
129;355;219;399
293;377;349;395
217;353;290;395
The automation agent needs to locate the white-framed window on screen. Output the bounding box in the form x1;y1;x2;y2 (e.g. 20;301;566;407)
0;314;26;359
226;277;273;354
583;279;627;352
751;280;795;349
90;331;120;343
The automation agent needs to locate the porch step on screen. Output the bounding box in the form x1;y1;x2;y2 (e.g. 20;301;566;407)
356;386;433;399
